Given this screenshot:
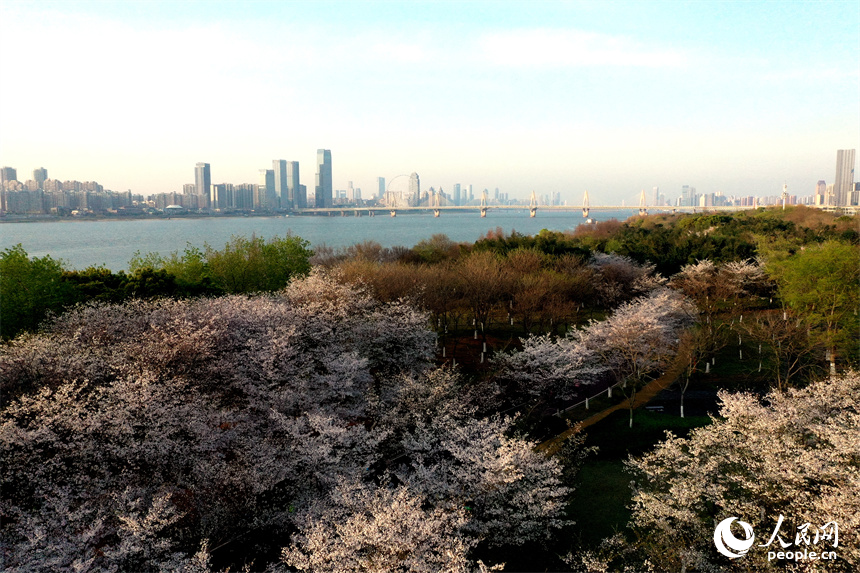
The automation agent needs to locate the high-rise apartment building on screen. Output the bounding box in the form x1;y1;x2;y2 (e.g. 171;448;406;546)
814;180;826;206
314;149;332;208
377;177;385;199
834;149;856;207
33;168;48;188
1;167;16;185
273;160;288;209
195;163;211;200
287;161;301;208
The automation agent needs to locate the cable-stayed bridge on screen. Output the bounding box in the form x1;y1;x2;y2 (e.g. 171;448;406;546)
294;190;752;217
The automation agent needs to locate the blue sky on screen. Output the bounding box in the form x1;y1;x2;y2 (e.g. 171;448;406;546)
1;0;857;204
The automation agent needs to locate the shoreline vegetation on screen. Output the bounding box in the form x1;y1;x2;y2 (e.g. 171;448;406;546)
2;205;858;571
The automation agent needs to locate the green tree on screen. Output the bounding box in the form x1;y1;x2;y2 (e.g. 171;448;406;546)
767;240;860;372
0;245;74;339
204;234;313;293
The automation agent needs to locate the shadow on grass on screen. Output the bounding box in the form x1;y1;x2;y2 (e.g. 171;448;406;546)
567;410;711;547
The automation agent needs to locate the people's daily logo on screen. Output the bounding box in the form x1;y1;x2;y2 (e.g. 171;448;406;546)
714;517;755;558
713;515;839;563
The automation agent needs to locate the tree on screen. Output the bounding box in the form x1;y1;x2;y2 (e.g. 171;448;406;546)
0;245;74;339
669;259;768;412
456;251;510;343
397;414;570;548
581;289;695;427
766;241;860;373
0;273;432;570
626;372;860;572
738;310;822;390
129;234;313;294
589;252;665;308
282;481;480;573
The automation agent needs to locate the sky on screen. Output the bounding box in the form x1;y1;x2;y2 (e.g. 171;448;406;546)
1;0;858;205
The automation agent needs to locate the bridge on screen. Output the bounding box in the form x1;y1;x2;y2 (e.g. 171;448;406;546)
293;190;753;217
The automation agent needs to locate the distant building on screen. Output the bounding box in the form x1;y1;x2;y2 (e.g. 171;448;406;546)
287;161;301;208
1;167;16;185
195;163;211;203
834;149;856;207
259;169;276;209
814;180;826;206
408;172;420;206
273;160;289;208
315;149;332;208
377;177;385;199
33;168;48;188
452;183;461;206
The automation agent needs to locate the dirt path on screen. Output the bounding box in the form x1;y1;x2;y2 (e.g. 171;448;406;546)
537;353;688;454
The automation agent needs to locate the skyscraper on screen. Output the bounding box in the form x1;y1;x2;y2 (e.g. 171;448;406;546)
1;167;16;185
834;149;856;207
377;177;385;199
408;172;420;206
33;168;47;188
815;180;826;206
195;163;211;201
273;160;288;209
314;149;332;208
452;183;461;206
287;162;301;208
259;169;276;209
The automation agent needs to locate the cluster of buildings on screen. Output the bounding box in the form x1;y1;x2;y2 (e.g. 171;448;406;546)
1;166;143;215
1;149;855;216
182;150;330;212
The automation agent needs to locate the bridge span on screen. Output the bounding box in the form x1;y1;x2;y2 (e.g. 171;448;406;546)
291;204;749;217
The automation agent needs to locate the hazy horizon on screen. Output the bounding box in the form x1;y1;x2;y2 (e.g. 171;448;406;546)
1;0;858;205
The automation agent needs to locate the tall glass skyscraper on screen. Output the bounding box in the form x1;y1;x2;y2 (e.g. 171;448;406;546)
259;169;276;209
273;160;288;209
195;163;211;208
315;149;332;208
287;161;301;208
834;149;856;207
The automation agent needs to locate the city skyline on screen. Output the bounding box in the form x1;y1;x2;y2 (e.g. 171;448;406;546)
0;1;858;204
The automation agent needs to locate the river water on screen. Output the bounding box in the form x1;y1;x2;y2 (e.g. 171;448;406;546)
1;209;636;271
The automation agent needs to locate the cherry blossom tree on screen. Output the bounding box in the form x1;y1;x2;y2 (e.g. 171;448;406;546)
1;270;583;571
581;288;695;427
282;480;482;573
494;288;694;424
396;413;570;548
626;372;860;572
0;273;434;571
589;252;666;308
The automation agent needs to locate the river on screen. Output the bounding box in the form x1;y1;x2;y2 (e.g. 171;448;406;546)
0;209;636;271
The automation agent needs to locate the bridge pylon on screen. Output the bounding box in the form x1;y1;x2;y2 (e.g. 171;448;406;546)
529;190;538;217
480;190;488;218
638;189;648;216
433;191;441;217
582;190;590;218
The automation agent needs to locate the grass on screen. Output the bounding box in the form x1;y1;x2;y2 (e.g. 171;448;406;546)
565;409;712;547
567;460;631;546
584;409;711;460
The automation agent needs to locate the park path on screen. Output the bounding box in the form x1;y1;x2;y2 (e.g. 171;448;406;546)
537;352;689;455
